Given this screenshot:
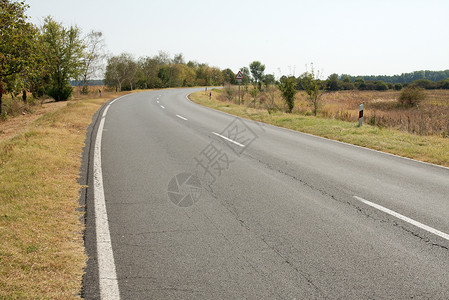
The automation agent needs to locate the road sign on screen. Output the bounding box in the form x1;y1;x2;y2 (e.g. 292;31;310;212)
235;71;244;80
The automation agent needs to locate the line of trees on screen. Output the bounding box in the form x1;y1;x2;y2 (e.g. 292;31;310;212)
104;52;229;91
347;70;449;84
323;74;449;92
0;0;105;115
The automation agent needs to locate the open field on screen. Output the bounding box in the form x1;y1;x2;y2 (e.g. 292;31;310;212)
190;89;449;167
218;87;449;137
0;92;125;298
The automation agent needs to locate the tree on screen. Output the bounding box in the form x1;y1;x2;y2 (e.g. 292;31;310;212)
80;30;106;94
0;0;41;113
300;64;324;116
249;61;265;90
263;74;276;87
209;67;223;86
222;68;236;85
172;53;185;65
41;17;85;101
137;56;161;88
104;53;136;91
326;73;341;91
354;78;366;90
278;76;297;113
240;67;251;85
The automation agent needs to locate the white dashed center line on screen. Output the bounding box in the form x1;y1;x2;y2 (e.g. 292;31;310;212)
176;114;188;121
212;132;245;147
354;196;449;242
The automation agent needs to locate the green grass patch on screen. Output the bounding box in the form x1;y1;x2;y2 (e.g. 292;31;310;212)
189;91;449;167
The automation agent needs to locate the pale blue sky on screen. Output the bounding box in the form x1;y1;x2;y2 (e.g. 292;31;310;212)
26;0;449;78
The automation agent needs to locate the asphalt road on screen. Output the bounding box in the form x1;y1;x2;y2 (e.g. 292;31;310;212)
82;88;449;299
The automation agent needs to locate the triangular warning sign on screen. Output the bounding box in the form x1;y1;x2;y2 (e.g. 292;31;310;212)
235;71;244;80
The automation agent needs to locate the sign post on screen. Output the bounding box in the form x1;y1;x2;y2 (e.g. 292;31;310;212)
359;104;364;127
235;71;244;105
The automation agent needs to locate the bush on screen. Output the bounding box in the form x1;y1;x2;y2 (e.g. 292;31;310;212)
410;79;437;89
46;85;73;101
374;80;388;91
278;76;297;113
440;79;449;89
398;86;426;107
394;83;403;91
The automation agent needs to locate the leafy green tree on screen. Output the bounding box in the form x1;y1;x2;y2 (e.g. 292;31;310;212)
394;83;403;91
41;17;85;101
222;68;236;85
263;74;276;87
249;61;265;90
326;73;341;91
210;67;224;86
300;64;324;116
354;78;366;90
278;76;297;113
195;64;212;86
0;0;41;113
138;57;163;88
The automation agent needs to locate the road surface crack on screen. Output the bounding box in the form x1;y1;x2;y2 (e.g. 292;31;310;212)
253;156;449;251
349;201;449;251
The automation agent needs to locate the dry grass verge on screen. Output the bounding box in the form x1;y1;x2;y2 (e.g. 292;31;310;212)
0;94;123;298
190;90;449;167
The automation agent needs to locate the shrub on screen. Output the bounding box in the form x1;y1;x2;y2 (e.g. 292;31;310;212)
398;86;426;107
440;79;449;89
410;79;437;89
46;85;73;101
374;80;388;91
394;83;403;91
278;76;297;113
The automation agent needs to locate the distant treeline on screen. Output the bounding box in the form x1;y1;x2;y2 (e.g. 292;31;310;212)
321;73;449;91
345;70;449;84
104;52;231;91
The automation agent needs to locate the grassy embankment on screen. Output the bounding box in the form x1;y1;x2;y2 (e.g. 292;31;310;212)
0;90;128;299
189;89;449;167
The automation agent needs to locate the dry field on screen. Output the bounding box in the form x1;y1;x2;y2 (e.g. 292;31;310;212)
219;86;449;137
0;89;130;298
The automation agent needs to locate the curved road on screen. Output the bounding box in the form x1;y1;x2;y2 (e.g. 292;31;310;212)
82;88;449;299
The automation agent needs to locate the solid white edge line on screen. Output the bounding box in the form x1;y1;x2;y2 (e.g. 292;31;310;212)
160;105;165;109
354;196;449;242
176;114;188;121
212;132;245;147
94;97;122;300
